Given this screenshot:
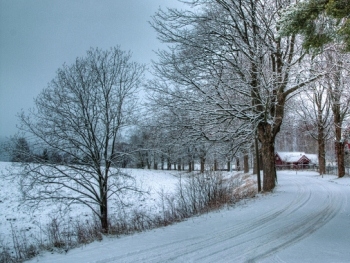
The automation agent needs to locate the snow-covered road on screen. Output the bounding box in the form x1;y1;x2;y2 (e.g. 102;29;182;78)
28;171;350;263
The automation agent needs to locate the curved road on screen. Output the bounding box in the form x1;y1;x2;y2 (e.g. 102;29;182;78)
30;171;350;263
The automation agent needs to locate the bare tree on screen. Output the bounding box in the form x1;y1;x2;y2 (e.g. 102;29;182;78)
16;47;145;232
323;48;350;177
290;48;350;176
294;83;332;175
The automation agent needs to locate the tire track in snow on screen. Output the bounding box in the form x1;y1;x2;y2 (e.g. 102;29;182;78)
167;175;333;262
215;175;343;262
158;181;313;262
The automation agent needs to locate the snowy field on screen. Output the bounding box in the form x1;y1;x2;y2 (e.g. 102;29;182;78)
1;162;350;262
0;162;180;248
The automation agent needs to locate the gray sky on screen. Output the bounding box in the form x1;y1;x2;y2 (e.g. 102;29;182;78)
0;0;186;138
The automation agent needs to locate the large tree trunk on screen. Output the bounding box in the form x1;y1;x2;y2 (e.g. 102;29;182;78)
260;138;276;191
327;51;346;178
153;156;158;170
161;155;164;170
253;156;257;175
139;154;145;169
99;170;109;232
318;125;326;175
243;154;249;173
258;124;277;192
334;110;345;177
99;181;108;232
167;157;171;170
200;156;205;173
147;156;151;169
335;140;345;177
315;98;327;175
100;201;108;233
177;158;181;170
214;159;218;171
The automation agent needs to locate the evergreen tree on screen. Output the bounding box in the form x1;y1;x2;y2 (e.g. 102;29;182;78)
279;0;350;51
11;137;31;162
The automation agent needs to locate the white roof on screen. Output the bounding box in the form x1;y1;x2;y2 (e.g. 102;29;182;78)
304;154;318;164
276;152;308;163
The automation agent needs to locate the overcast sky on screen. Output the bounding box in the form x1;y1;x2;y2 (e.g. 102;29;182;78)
0;0;187;138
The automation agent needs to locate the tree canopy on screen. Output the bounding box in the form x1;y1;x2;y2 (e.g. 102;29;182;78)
279;0;350;51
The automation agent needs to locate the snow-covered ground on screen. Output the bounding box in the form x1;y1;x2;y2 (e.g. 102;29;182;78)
2;162;350;262
0;162;181;252
24;170;350;263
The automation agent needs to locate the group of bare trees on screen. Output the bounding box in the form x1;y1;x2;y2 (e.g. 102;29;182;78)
148;0;350;183
9;0;350;233
275;47;350;176
148;0;323;191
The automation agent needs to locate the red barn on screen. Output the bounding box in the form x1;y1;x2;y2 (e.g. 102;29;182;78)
275;152;311;169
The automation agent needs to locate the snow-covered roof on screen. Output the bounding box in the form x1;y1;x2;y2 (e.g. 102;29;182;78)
304;154;318;164
276;152;307;163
